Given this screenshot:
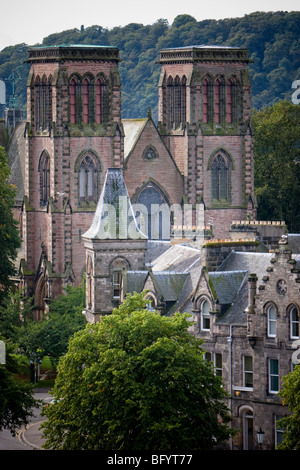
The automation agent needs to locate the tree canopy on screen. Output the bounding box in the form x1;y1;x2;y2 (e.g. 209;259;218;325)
252;100;300;232
41;292;232;450
1;11;299;120
0;146;21;302
277;365;300;450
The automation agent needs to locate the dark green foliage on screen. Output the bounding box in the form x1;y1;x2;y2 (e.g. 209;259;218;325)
0;12;299;119
16;282;86;365
41;292;232;450
0;146;21;302
252;100;300;232
0;340;38;435
277;365;300;450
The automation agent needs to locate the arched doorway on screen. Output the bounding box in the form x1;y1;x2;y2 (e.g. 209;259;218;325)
242;408;254;450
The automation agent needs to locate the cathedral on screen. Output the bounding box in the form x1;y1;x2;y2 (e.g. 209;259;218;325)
8;43;256;316
7;43;300;450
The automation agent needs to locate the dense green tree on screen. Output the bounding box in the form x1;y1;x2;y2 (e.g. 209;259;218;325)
252;100;300;232
0;289;33;343
277;365;300;450
41;292;232;450
17;282;86;366
0;146;21;302
0;338;38;435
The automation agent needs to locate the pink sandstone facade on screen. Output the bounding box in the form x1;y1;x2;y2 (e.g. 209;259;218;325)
15;44;256;317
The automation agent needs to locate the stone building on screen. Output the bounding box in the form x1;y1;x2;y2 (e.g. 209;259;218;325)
191;236;300;449
7;42;300;450
7;43;257;316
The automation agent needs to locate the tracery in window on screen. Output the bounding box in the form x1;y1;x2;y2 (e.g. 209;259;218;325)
211;152;231;201
78;153;100;204
143;146;158;161
39;150;50;206
134;183;170;240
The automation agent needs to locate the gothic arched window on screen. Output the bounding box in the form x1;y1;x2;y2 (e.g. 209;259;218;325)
202;77;213;124
34;75;52;130
134;183;170;240
201;299;210;331
166;75;186;128
78;154;99;204
215;77;226;125
211;152;231;201
181;75;187;123
39;151;50;206
83;77;94;124
96;76;109;123
290;305;299;339
70;76;82;124
227;77;239;124
166;76;174;128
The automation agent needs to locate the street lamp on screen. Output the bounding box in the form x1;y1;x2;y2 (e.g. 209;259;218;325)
257;427;264;450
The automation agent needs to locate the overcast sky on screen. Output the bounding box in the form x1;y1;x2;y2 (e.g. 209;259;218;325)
1;0;299;51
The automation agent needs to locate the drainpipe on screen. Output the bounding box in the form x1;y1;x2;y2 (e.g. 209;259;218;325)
227;324;233;450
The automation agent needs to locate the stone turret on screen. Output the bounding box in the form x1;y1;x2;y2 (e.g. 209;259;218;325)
83;168;147;322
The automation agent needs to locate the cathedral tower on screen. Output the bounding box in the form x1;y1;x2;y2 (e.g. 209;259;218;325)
158;46;256;238
20;45;123;318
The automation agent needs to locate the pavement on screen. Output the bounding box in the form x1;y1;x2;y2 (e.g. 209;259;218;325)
0;388;52;451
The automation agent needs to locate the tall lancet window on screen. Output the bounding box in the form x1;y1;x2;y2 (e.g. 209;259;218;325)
202;77;213;124
83;77;95;124
70;76;82;124
39;151;50;206
78;154;99;204
166;76;174;128
211;152;231;201
96;76;109;123
181;75;187;123
215;78;226;125
227;77;239;125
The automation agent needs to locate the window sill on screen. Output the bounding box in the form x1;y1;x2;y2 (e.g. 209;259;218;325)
233;386;253;392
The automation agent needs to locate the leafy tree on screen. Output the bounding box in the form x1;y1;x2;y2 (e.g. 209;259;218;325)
252;100;300;231
17;282;86;366
0;289;33;343
0;338;38;435
0;146;21;303
277;365;300;450
41;292;232;450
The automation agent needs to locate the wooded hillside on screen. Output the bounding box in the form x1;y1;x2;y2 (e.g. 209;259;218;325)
0;11;299;120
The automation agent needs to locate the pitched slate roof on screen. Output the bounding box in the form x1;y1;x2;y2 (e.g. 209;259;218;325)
209;270;248;305
217;251;273;284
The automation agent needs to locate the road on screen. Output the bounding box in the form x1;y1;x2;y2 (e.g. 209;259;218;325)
0;388;51;451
